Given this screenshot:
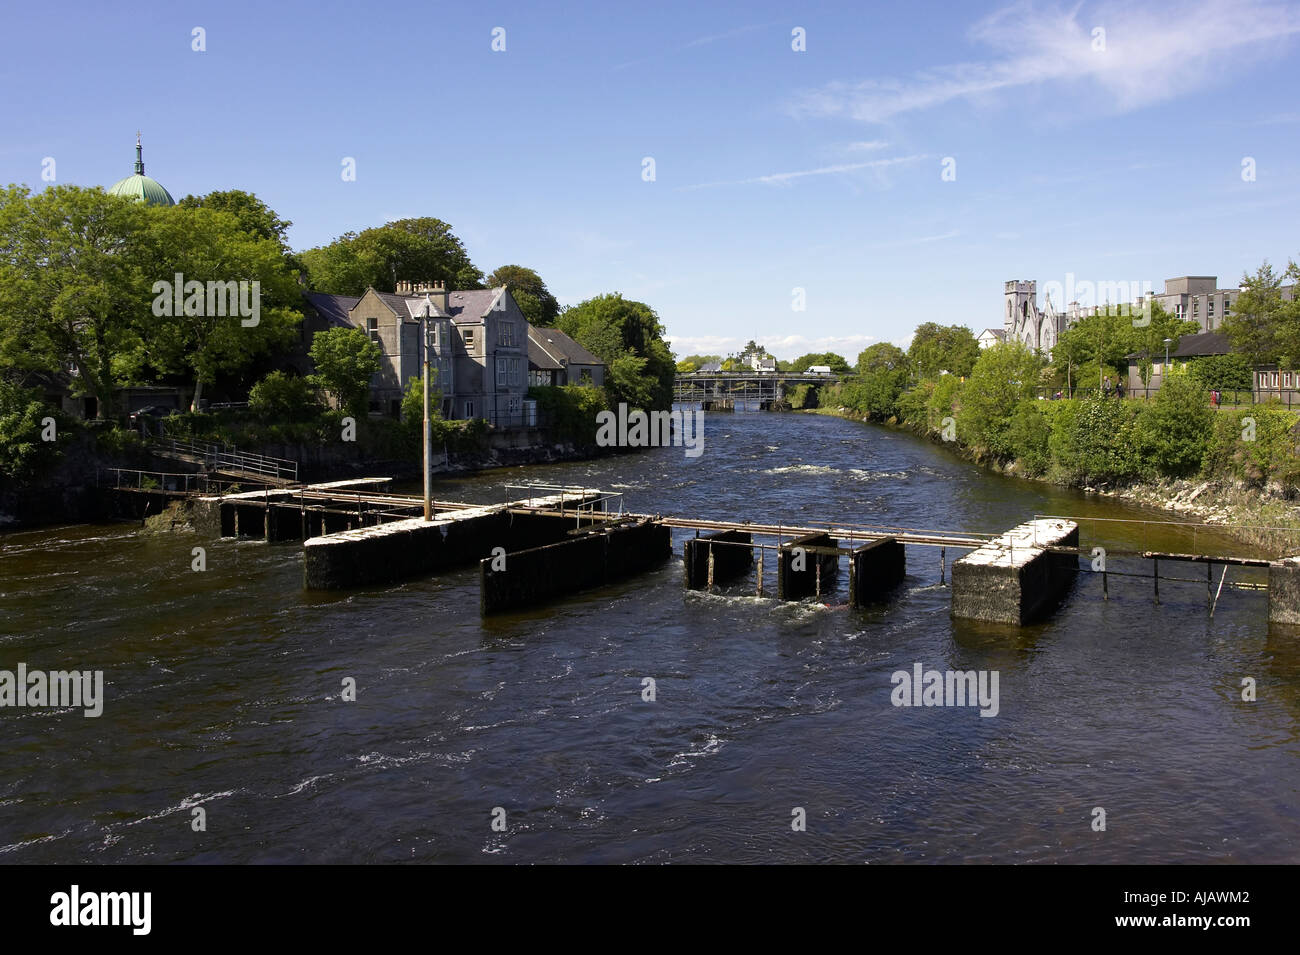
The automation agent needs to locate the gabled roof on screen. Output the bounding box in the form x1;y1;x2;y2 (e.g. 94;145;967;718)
303;292;361;328
980;328;1006;339
527;335;564;371
1125;331;1233;360
528;326;604;367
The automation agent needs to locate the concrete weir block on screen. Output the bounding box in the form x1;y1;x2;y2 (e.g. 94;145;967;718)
302;494;593;590
481;519;672;615
684;530;753;589
951;519;1078;625
1268;556;1300;625
848;537;906;607
778;532;838;601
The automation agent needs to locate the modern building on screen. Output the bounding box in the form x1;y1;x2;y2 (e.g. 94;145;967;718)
107;134;175;207
1123;332;1232;395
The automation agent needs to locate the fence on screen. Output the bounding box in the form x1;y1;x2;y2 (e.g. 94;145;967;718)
1033;386;1293;408
151;431;299;484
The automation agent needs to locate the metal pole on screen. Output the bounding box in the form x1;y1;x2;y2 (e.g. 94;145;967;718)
422;309;432;521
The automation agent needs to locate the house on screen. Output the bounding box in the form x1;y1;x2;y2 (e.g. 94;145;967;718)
1123;331;1232;395
977;328;1005;349
1253;365;1300;405
747;353;777;372
693;362;722;374
303;281;530;427
527;327;606;387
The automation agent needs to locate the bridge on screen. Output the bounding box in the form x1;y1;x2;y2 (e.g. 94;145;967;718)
674;371;839;410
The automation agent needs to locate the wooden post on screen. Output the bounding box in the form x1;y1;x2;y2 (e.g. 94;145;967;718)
707;548;715;591
1207;561;1213;610
756;549;764;597
940;546;946;584
1153;557;1160;605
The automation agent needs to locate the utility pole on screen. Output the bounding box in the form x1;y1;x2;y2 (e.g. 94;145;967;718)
421;298;433;521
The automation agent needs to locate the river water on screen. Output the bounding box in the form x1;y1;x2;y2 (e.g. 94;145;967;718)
2;410;1297;863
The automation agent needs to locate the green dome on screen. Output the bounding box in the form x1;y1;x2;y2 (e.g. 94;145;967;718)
108;136;174;206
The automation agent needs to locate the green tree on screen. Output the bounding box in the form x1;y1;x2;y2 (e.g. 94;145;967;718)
960;342;1044;457
0;380;64;481
908;323;980;380
484;265;559;326
177;190;292;250
301;217;483;295
136;203;302;410
789;352;851;375
854;343;908;418
0;184;151;418
308;327;381;417
247;370;321;422
1222;261;1286;369
557;293;674;409
1134;373;1212;477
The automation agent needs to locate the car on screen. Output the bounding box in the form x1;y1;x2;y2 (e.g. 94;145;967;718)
127;405;178;430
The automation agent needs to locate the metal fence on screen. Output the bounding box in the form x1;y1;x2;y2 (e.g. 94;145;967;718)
1033;386;1295;408
150;433;299;483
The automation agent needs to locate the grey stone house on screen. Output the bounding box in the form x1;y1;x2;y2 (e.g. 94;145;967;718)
304;281;530;427
527;326;606;387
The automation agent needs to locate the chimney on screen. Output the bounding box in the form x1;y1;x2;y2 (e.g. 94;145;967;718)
418;279;448;314
395;279;412;295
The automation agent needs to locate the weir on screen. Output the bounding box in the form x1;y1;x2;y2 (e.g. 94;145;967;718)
951;520;1079;625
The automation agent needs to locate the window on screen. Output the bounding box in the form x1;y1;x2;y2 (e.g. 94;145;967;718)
508;396;521;414
1193;301;1199;317
367;317;380;346
498;321;516;347
464;400;475;418
462;327;475;349
1223;296;1231;314
497;357;522;386
1208;300;1215;317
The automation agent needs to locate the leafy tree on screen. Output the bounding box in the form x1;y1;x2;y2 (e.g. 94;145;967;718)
789;352;851;375
908;323;980;380
301;217;483;295
1006;401;1052;476
1186;353;1253;393
959;342;1044;457
1222;261;1286;369
854;343;909;418
606;354;656;409
177;190;292;251
484;265;559;326
1134;373;1212;477
0;184;151;417
1049;395;1143;484
677;354;720;372
247;370;321;422
136;203;302;410
0;380;63;481
557;293;674;409
308;327;381;417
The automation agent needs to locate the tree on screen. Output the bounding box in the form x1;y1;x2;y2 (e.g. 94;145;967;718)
0;185;151;418
134;204;302;410
308;327;381;417
484;265;558;326
1222;261;1286;369
0;380;64;481
908;323;980;380
300;218;483;295
557;293;674;409
247;370;321;422
1135;373;1212;477
789;352;851;375
177;190;292;251
960;342;1045;457
854;343;908;418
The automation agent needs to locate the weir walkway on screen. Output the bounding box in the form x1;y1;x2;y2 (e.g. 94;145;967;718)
101;477;1300;627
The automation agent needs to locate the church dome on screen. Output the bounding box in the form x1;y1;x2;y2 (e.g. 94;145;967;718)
108;135;174;206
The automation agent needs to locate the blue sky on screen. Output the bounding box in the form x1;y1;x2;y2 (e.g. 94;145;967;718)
2;0;1298;360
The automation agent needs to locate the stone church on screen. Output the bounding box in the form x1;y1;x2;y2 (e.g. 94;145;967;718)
1003;280;1067;355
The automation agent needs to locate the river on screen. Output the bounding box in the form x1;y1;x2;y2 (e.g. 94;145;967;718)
2;410;1297;863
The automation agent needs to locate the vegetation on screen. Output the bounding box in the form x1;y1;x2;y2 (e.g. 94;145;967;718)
484;265;559;327
556;293;674;410
299;217;483;295
307;327;381;418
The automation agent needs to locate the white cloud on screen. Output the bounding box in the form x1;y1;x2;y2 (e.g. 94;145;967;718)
846;140;890;151
679;155;925;190
786;0;1300;123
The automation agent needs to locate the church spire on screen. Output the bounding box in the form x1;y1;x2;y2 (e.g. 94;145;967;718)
134;131;144;176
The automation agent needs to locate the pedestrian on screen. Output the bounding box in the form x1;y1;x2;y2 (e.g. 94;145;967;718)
1103;376;1112;399
1117;379;1125;399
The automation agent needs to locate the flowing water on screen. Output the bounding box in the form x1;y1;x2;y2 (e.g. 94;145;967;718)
2;411;1297;863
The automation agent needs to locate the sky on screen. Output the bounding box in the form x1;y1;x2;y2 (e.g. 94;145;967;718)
1;0;1298;361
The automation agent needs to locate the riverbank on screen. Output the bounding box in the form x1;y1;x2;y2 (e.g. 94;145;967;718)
803;406;1300;555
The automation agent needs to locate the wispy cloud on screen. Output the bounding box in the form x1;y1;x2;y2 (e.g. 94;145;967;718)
614;21;778;70
846;140;890;151
866;229;960;248
679;154;925;190
786;0;1300;123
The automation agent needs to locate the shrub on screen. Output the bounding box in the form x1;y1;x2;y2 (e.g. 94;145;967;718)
1134;375;1212;477
1007;400;1052;476
248;371;322;422
1049;396;1143;485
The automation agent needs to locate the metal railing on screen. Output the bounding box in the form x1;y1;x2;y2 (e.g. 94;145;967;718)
149;435;299;483
97;468;243;495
